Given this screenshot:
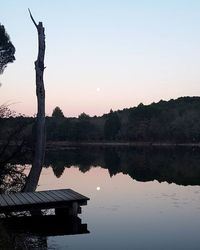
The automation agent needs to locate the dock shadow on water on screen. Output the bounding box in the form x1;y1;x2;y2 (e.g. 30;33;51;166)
0;213;89;249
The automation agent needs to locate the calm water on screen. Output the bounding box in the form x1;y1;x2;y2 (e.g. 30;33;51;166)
35;147;200;250
5;146;200;249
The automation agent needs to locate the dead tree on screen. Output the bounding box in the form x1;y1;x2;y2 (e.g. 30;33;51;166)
23;10;46;192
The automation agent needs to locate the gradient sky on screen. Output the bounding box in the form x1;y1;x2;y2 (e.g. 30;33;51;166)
1;0;200;117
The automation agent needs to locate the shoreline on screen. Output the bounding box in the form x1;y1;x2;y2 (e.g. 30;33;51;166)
1;140;200;149
46;141;200;149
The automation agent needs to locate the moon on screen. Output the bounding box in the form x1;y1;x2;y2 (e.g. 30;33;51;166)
96;87;100;92
96;186;101;191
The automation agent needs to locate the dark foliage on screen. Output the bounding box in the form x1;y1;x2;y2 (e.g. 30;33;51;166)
104;110;121;140
123;97;200;142
0;24;15;74
1;97;200;143
78;112;90;120
52;106;64;118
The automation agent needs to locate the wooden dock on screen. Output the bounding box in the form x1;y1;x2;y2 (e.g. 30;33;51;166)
0;189;89;216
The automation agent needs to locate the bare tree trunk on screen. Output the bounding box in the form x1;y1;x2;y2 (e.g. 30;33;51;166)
23;10;46;192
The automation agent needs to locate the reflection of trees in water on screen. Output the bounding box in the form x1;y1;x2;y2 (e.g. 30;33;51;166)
8;234;47;250
51;162;65;178
44;146;200;186
0;233;47;250
104;148;121;177
5;146;200;186
15;235;47;250
44;148;100;175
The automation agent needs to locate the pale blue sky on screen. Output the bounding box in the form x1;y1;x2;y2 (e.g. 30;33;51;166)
1;0;200;117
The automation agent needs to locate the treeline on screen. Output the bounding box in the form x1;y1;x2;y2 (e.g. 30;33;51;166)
1;96;200;143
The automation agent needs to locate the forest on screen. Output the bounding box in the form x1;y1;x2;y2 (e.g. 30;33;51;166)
1;96;200;145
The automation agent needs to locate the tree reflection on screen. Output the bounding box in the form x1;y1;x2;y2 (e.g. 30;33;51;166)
51;162;65;178
44;146;200;186
104;148;121;177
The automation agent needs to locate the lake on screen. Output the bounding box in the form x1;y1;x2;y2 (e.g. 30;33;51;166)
5;146;200;249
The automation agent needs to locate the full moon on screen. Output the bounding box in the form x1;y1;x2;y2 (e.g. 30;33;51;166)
96;87;100;92
96;186;101;191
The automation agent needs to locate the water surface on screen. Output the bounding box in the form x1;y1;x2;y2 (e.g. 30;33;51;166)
34;146;200;250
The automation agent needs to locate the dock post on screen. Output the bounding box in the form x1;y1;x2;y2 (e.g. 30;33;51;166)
70;202;78;216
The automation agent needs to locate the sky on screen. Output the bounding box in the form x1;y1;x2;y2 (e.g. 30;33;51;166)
1;0;200;117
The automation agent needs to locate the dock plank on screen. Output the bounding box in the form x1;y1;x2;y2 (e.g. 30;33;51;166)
12;193;33;205
0;189;89;214
20;192;39;204
32;192;47;203
63;189;88;201
48;190;68;201
48;190;75;201
26;193;44;204
62;189;81;200
43;190;65;202
36;191;57;203
68;189;89;200
6;194;22;206
1;194;16;206
0;195;9;207
65;189;89;205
